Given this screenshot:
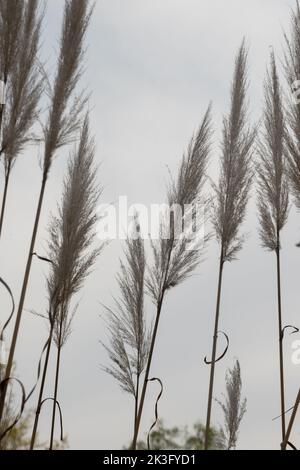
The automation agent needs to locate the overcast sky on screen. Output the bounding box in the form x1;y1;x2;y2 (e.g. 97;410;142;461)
1;0;300;450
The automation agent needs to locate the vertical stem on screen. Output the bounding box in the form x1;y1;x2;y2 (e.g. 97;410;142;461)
133;345;141;438
0;92;5;142
204;253;224;450
0;78;6;152
0;104;4;133
276;242;286;443
133;372;140;440
49;315;63;450
281;388;300;450
0;162;11;239
131;232;174;450
131;298;164;450
0;175;47;423
29;325;54;450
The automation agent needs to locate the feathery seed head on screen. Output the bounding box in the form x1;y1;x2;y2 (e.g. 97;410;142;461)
284;2;300;213
257;53;289;252
43;0;92;177
147;105;212;303
47;114;102;348
212;40;255;263
1;0;43;170
102;216;150;396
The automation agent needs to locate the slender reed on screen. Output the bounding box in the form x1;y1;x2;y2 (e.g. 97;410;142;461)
29;296;59;450
280;2;300;445
257;53;289;442
204;41;255;449
284;1;300;215
0;0;43;237
0;0;92;424
29;115;102;449
281;388;300;449
131;105;212;449
102;215;150;440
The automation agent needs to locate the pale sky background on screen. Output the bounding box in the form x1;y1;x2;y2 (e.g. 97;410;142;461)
1;0;300;450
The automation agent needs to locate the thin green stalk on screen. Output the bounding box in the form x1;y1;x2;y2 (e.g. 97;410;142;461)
204;251;224;450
